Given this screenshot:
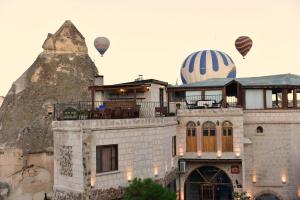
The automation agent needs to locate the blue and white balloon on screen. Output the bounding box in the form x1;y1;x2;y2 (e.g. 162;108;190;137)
180;50;236;84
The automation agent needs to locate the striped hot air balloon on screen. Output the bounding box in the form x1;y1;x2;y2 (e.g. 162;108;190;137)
180;50;236;84
235;36;252;58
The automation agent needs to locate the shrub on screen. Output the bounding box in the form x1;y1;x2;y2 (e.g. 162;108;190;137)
124;178;176;200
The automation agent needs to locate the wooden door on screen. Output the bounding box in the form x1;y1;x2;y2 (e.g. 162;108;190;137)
202;122;217;152
201;184;214;200
222;122;233;152
186;128;197;152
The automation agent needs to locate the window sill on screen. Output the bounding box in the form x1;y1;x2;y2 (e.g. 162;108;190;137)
96;170;120;176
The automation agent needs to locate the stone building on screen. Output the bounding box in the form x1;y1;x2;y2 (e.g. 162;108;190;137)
53;74;300;200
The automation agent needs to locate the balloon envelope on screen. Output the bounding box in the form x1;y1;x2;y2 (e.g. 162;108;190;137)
235;36;252;58
94;37;110;56
180;50;236;84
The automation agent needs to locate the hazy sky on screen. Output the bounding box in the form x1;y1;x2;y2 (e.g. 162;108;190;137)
1;0;300;95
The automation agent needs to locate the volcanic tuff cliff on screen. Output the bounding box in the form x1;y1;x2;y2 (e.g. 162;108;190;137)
0;20;98;153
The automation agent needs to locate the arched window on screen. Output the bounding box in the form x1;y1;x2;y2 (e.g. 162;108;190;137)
257;126;263;133
202;121;217;152
222;121;233;152
186;122;197;152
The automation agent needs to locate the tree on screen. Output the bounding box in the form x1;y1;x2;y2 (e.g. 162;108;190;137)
233;192;251;200
124;178;176;200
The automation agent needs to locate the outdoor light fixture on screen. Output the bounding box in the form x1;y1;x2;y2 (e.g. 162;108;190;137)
281;175;287;184
216;120;220;126
235;147;241;157
146;86;150;91
120;88;125;94
179;148;184;157
154;167;159;177
252;175;257;184
91;176;96;187
217;150;222;158
197;150;202;157
127;171;132;182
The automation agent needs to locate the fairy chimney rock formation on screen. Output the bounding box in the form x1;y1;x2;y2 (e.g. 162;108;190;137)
0;20;98;152
0;96;4;107
42;20;88;53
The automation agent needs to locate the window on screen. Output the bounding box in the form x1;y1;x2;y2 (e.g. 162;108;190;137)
202;121;217;152
96;145;118;173
186;122;197;152
256;126;263;133
222;121;233;152
245;89;264;109
266;89;283;108
172;136;176;156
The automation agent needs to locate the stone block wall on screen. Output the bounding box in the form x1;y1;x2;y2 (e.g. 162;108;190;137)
52;117;178;199
90;117;177;190
176;108;244;160
243;110;300;200
53;128;84;194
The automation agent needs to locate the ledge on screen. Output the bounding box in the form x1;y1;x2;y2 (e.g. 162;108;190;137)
52;117;177;131
177;108;243;117
96;170;120;176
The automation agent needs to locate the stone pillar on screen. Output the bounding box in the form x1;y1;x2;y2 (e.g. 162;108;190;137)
196;125;202;155
82;129;92;199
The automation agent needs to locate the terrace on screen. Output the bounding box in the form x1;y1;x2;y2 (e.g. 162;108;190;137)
53;78;171;121
53;74;300;121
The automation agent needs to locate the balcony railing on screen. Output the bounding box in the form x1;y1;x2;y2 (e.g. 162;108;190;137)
168;95;239;113
53;100;172;121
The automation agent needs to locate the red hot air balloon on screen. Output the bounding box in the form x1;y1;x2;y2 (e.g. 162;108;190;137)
94;37;110;57
235;36;252;59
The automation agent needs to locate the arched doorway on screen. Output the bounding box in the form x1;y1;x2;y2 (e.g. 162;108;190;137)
185;166;233;200
255;194;280;200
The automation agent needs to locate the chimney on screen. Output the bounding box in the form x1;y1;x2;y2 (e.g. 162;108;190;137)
95;75;104;86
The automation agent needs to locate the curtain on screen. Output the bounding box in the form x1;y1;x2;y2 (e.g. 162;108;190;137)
245;89;264;109
101;147;112;172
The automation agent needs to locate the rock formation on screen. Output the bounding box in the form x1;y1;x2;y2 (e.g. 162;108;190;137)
0;96;3;108
0;20;98;152
0;20;98;199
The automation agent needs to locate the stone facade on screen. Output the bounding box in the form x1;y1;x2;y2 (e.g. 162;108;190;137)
52;108;300;200
52;117;177;199
243;110;300;200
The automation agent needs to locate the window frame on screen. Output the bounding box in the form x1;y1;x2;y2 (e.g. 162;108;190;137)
96;144;118;174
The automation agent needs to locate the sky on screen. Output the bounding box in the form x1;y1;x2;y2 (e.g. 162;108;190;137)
0;0;300;95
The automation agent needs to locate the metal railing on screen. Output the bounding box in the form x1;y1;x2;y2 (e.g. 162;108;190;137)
168;95;239;113
53;100;172;121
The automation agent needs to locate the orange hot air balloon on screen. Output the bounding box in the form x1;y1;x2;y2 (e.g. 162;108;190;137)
235;36;252;59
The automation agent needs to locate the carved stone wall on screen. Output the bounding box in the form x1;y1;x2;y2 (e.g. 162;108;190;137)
89;187;124;200
54;189;82;200
59;145;72;177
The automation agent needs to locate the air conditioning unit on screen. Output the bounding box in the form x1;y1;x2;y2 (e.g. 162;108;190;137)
179;160;186;173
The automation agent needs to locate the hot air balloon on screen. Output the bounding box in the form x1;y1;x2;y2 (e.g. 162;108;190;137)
94;37;110;56
235;36;252;59
180;50;236;84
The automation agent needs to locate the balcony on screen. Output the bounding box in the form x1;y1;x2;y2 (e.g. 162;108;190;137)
168;94;239;114
53;100;172;121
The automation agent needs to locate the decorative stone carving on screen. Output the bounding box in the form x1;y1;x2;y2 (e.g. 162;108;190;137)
89;187;124;200
54;189;82;200
59;145;73;177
